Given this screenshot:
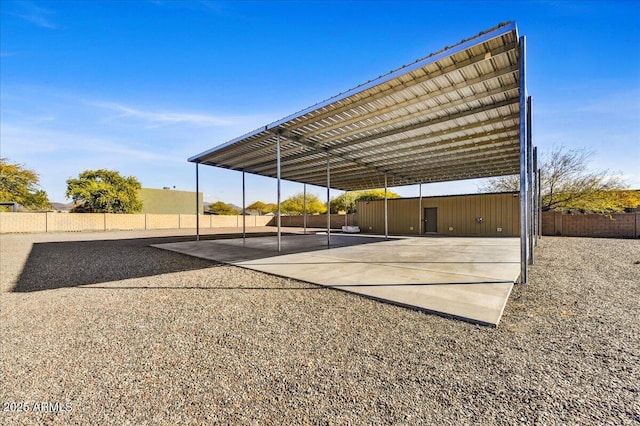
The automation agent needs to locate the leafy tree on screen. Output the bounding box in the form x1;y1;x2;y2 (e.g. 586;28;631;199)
280;192;326;215
66;169;142;213
208;201;241;215
246;200;277;215
331;189;400;213
478;146;639;213
0;157;50;211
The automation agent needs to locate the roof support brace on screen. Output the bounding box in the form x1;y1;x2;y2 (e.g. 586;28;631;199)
518;35;528;284
277;132;282;252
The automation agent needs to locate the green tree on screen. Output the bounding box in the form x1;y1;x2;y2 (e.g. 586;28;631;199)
66;169;142;213
331;189;400;213
0;158;50;211
280;192;326;215
208;201;240;215
246;201;277;215
477;146;638;213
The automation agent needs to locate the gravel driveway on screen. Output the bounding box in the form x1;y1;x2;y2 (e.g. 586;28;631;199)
1;230;638;425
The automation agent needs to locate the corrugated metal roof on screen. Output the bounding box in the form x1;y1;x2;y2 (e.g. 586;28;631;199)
189;22;523;191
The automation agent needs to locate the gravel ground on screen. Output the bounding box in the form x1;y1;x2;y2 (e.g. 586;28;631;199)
1;230;638;425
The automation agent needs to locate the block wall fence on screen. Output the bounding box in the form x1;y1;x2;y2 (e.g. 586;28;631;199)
0;213;272;234
541;211;640;238
2;211;638;238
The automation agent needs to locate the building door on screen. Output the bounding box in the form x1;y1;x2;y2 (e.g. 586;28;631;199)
424;208;437;233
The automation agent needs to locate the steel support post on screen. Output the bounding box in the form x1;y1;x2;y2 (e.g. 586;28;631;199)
277;133;282;252
538;168;542;241
344;190;348;227
527;96;534;265
303;183;307;235
242;170;246;243
384;173;389;239
518;35;528;284
418;183;422;235
326;152;331;248
533;147;538;248
195;162;200;242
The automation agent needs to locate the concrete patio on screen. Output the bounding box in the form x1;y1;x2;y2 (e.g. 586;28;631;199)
155;234;521;326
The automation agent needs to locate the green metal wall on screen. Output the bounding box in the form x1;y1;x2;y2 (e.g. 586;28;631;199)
355;192;520;236
139;188;203;215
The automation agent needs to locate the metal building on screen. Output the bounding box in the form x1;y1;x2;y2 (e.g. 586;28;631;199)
356;192;520;236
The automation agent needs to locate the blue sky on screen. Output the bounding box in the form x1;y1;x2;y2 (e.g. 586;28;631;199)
1;0;639;205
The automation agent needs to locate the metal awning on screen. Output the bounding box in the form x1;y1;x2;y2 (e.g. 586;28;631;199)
189;21;535;284
189;22;523;191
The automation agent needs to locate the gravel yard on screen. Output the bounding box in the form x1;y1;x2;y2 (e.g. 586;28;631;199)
1;230;638;425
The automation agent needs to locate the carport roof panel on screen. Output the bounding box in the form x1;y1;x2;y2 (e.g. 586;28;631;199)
189;22;522;191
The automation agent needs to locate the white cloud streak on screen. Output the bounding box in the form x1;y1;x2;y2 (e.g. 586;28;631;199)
0;124;181;163
7;2;59;29
90;101;239;127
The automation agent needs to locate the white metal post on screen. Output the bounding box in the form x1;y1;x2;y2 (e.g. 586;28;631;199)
533;147;538;248
326;152;331;248
527;96;534;265
418;183;422;235
303;183;307;235
518;35;528;284
538;168;542;241
277;133;282;252
384;173;389;239
242;170;246;243
196;162;200;242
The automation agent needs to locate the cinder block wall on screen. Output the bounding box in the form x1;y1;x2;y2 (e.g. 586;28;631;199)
0;213;273;234
105;214;146;231
541;211;639;238
0;212;47;233
47;213;104;232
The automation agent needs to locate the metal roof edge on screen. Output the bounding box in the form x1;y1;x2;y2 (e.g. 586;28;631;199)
189;21;517;164
188;126;269;163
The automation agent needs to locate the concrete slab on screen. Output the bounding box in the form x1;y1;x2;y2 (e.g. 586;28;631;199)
154;234;520;326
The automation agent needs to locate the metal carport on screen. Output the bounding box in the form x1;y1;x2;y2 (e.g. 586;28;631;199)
188;21;537;283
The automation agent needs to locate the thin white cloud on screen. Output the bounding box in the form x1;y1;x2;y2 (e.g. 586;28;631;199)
7;2;59;29
91;101;237;127
0;124;180;163
577;90;640;119
150;0;235;17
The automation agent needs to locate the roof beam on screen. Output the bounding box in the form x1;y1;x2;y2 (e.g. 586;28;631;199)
300;66;519;142
212;79;519;165
284;144;519;183
245;99;518;173
249;121;517;175
277;134;518;180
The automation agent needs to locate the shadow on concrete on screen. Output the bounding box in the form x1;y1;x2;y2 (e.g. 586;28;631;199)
12;232;289;293
156;234;402;264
